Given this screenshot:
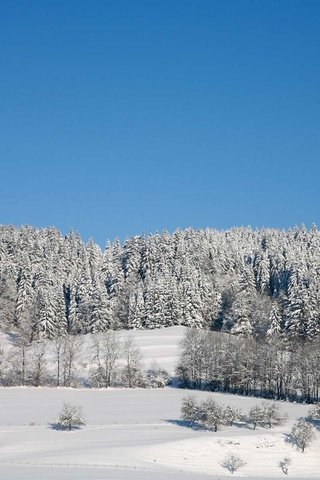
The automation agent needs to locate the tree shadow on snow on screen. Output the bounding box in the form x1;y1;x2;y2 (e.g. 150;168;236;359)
165;419;206;431
165;419;217;432
231;421;251;430
49;422;82;431
306;417;320;431
165;418;251;432
283;432;297;449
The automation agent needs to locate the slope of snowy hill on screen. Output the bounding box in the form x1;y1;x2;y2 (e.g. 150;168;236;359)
0;388;319;479
0;327;319;479
0;325;185;381
117;325;185;373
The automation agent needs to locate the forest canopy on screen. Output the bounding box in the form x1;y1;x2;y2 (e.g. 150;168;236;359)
0;224;319;341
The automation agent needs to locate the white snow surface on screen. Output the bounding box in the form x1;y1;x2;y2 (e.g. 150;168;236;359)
0;326;319;479
118;326;184;373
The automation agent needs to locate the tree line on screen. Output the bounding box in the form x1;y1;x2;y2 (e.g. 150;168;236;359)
181;395;318;469
181;395;287;431
176;328;320;403
0;331;169;389
1;224;320;340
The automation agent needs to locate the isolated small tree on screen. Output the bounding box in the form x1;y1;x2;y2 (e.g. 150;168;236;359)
53;403;86;431
221;453;246;474
290;419;315;452
279;456;291;475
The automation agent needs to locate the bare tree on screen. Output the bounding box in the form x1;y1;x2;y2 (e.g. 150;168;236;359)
221;453;246;474
121;336;143;388
62;335;83;387
51;335;66;386
0;342;7;384
14;334;31;386
9;311;39;385
279;456;291;475
30;340;47;386
91;330;120;387
177;329;209;389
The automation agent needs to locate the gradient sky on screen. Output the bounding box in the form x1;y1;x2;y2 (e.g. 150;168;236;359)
0;0;319;245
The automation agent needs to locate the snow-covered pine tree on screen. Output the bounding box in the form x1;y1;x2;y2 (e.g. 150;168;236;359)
266;302;282;336
1;224;320;341
127;288;145;329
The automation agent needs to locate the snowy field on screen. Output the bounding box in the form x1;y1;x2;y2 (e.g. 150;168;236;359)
0;325;185;377
118;326;184;373
0;327;319;479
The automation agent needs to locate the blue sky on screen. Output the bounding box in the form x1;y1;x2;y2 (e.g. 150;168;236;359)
0;1;319;246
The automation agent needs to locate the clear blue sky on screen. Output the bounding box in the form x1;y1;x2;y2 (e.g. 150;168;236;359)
1;1;319;246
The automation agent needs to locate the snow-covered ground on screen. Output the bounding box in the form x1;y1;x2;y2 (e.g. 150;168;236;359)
0;325;185;377
0;327;319;479
118;326;185;373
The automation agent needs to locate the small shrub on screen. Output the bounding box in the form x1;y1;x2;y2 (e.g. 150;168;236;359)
145;364;170;388
279;456;291;475
52;402;86;431
221;453;246;474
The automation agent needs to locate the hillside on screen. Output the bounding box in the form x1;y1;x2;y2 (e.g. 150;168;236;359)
1;224;320;340
0;326;319;479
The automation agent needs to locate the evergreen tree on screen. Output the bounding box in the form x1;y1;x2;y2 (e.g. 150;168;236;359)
267;302;282;336
1;224;320;340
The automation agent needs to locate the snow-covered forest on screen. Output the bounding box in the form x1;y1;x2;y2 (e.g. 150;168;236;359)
1;224;320;340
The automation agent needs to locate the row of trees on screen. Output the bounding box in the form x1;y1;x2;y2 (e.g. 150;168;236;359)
181;396;317;453
181;396;287;431
1;224;320;339
177;329;320;403
50;398;318;479
0;331;169;389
